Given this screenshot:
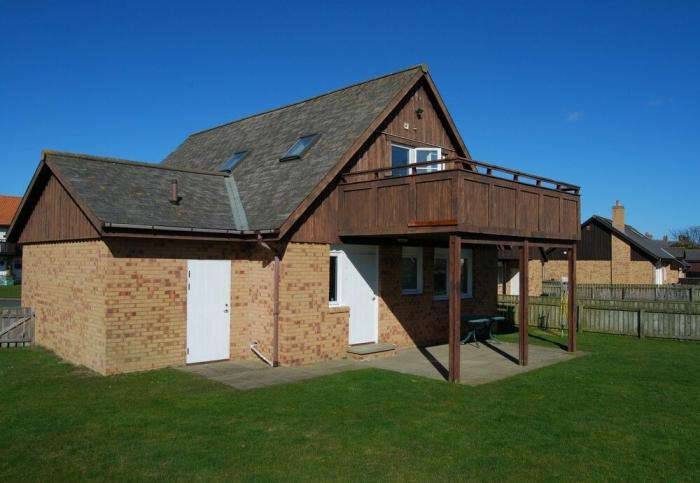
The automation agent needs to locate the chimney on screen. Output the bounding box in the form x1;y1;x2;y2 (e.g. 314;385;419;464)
170;178;180;205
612;200;625;229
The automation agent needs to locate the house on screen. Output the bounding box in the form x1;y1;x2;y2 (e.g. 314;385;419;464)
500;201;685;295
666;246;700;280
7;65;581;379
0;195;22;283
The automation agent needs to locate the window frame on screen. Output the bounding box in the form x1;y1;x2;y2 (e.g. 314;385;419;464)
401;246;424;295
329;250;342;307
280;134;321;161
432;247;474;300
390;143;443;176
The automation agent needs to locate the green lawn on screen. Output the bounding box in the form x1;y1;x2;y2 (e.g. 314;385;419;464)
0;284;20;298
1;333;699;481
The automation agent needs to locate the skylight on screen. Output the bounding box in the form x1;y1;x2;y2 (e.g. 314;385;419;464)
281;134;319;161
219;151;248;172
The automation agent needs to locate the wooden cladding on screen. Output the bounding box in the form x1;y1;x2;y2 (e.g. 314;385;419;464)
338;168;580;241
18;175;99;243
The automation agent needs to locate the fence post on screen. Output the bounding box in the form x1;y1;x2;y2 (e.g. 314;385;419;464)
690;288;694;303
638;309;646;338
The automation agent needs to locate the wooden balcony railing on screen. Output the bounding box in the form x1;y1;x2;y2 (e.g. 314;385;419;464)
338;158;580;241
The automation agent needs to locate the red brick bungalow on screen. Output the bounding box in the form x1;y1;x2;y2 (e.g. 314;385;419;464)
8;65;581;380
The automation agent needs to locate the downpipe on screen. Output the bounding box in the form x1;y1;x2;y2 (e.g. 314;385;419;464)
256;234;280;367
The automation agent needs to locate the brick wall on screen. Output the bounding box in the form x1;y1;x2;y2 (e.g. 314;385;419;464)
103;239;275;374
378;245;497;348
22;241;108;373
23;238;276;375
278;242;349;365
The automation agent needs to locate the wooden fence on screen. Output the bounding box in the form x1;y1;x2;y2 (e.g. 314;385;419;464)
541;281;700;302
498;295;700;340
0;307;33;348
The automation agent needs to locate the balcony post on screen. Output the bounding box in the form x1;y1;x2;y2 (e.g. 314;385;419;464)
518;240;529;366
448;234;461;382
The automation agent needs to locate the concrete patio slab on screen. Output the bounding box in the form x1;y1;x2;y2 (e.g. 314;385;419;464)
178;341;581;390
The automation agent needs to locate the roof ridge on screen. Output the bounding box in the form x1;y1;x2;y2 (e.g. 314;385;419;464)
188;64;427;137
43;150;227;177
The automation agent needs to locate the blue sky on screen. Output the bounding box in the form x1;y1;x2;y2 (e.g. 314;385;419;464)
1;1;698;237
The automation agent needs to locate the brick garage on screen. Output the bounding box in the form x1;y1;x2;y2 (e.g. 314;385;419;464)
23;238;279;374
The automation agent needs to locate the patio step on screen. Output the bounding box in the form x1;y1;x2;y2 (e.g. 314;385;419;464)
347;343;397;361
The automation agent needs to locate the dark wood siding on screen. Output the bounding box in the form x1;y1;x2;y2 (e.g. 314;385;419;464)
338;168;580;241
18;174;99;243
290;78;461;243
549;219;611;260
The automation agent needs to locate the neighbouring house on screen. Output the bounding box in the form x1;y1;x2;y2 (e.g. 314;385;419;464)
499;201;686;295
0;195;22;284
8;65;581;377
666;246;700;280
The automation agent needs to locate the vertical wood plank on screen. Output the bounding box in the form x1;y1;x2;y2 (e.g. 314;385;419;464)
519;240;529;365
448;234;461;382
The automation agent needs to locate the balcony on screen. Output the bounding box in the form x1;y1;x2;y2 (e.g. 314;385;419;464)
338;158;580;242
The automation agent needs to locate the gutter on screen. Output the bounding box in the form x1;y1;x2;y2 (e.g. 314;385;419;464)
256;234;280;367
102;222;278;237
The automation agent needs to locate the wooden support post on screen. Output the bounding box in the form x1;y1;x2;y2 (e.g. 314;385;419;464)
448;235;461;382
567;243;577;352
518;240;529;366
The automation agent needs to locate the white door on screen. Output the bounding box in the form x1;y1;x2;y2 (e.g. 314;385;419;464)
337;245;379;345
508;268;520;295
187;260;231;363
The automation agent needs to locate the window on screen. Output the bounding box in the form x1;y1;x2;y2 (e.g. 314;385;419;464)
218;151;248;172
390;144;442;176
401;246;423;294
433;248;473;299
329;254;339;305
391;144;411;177
281;134;320;161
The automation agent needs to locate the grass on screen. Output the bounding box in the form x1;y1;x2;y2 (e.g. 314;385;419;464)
1;333;699;481
0;283;20;298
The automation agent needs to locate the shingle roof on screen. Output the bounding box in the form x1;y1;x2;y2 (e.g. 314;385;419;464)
0;195;21;226
46;152;244;232
590;216;684;264
161;65;424;230
685;250;700;262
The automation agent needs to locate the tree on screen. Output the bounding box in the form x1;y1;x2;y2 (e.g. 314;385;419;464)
671;225;700;248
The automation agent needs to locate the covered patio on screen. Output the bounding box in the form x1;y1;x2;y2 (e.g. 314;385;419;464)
181;340;581;390
338;157;582;382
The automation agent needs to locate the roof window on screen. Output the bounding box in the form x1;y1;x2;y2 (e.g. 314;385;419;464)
219;151;248;172
280;134;319;161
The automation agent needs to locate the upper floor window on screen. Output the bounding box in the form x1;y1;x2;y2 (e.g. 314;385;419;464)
219;151;248;172
391;144;442;176
433;247;473;299
281;134;320;161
